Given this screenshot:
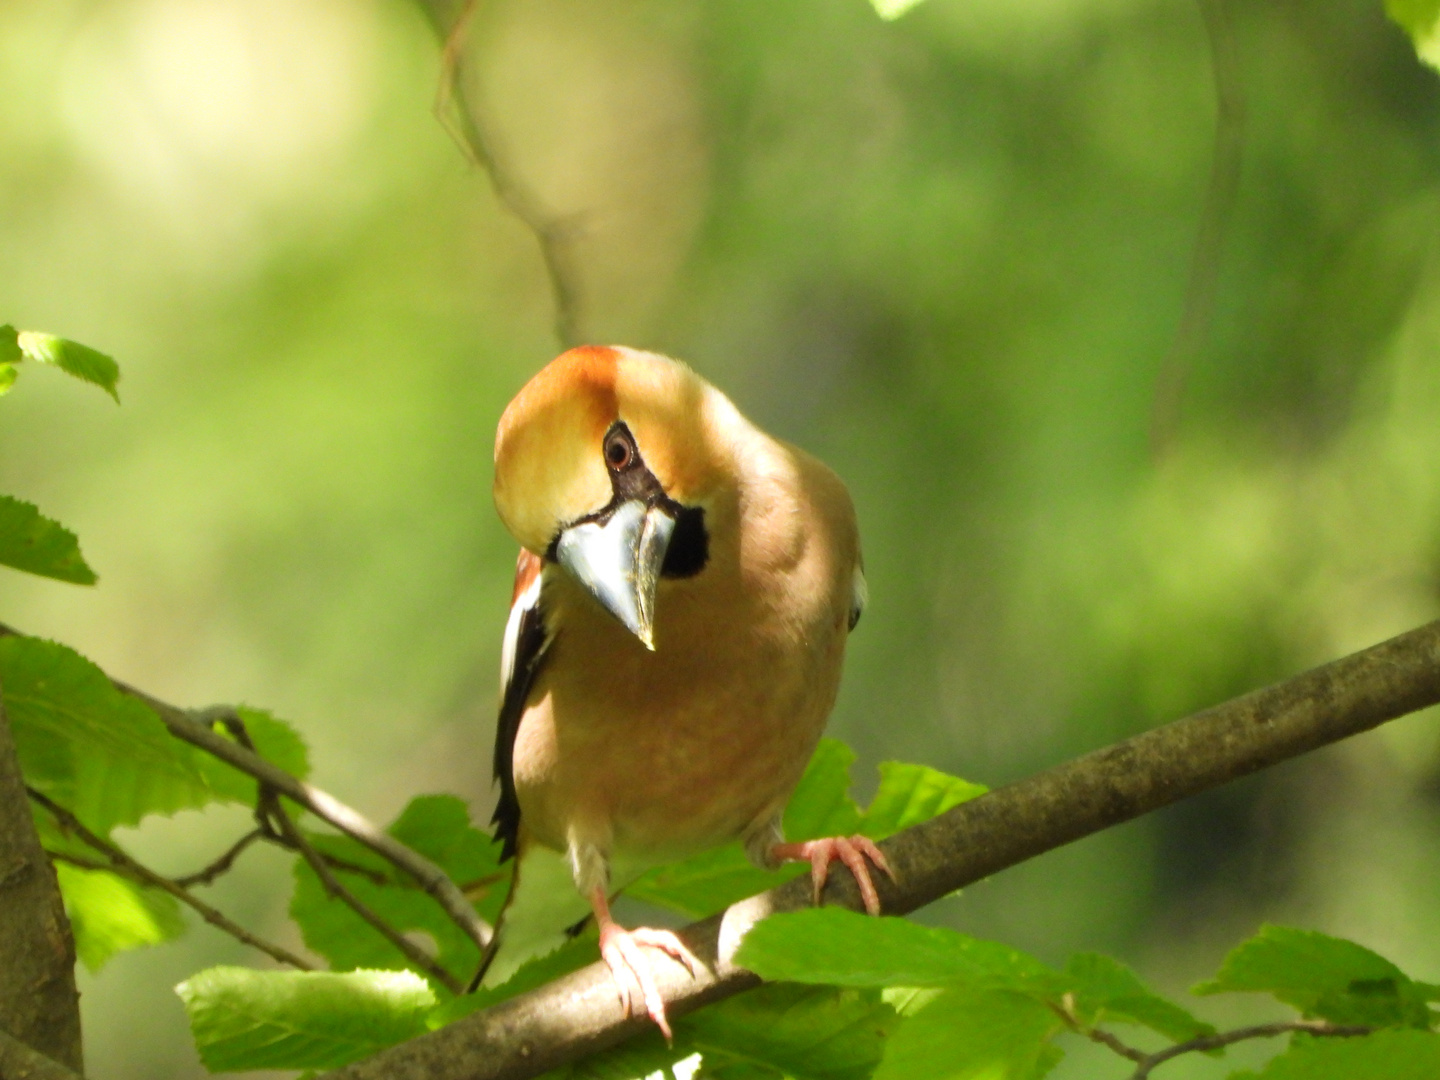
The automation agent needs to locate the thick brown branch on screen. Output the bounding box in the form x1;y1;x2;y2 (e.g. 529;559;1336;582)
320;619;1440;1080
415;0;584;348
0;1027;84;1080
1129;1020;1370;1079
0;623;493;957
1150;0;1246;454
0;666;83;1072
27;787;315;972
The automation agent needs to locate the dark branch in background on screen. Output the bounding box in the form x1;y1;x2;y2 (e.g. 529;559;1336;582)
210;708;466;995
0;1027;84;1080
27;786;315;973
1150;0;1246;455
0;666;83;1073
319;619;1440;1080
416;0;585;348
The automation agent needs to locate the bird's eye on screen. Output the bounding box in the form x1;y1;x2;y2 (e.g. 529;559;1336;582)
604;430;634;471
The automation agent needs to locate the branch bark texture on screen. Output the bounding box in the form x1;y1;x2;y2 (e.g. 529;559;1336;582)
0;669;83;1073
321;619;1440;1080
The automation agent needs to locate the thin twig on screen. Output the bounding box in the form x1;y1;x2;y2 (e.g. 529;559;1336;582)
417;0;584;348
213;708;466;995
27;786;315;972
1150;0;1246;454
172;827;265;887
1128;1020;1370;1079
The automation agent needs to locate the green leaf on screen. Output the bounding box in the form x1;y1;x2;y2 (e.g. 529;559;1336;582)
0;325;19;365
1066;952;1214;1043
874;986;1063;1080
15;330;120;402
194;706;311;801
682;983;900;1080
1232;1029;1440;1079
736;908;1070;997
57;862;185;971
1387;1;1440;70
860;762;985;839
1196;925;1432;1029
626;739;859;919
291;795;502;981
870;0;930;21
176;966;436;1072
428;936;595;1027
3;636;214;834
0;364;14;396
0;495;97;585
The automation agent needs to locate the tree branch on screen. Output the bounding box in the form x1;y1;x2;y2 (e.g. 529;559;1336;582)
1126;1020;1370;1079
208;708;467;994
1150;0;1246;454
27;787;315;973
0;664;83;1073
0;1026;85;1080
415;0;584;348
0;623;493;957
319;619;1440;1080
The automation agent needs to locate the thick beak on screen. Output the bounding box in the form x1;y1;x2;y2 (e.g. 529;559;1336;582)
554;500;676;650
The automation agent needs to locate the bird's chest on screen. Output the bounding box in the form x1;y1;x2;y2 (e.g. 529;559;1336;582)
512;573;846;861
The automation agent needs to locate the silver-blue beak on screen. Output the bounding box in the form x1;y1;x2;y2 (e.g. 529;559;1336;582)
554;500;676;650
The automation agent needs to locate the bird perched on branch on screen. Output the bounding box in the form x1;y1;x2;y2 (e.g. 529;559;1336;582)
476;345;888;1036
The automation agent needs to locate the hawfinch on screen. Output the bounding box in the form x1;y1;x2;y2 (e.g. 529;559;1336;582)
477;346;888;1035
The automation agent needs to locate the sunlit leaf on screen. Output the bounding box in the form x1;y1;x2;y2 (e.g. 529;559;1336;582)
1196;925;1432;1029
176;967;435;1072
1386;0;1440;70
683;983;899;1080
16;330;119;401
0;495;96;584
193;705;311;801
736;908;1070;997
0;363;14;396
3;636;214;833
57;862;185;971
860;762;985;838
869;0;929;22
873;986;1063;1080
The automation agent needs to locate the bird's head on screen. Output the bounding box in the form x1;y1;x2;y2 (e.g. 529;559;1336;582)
493;346;722;649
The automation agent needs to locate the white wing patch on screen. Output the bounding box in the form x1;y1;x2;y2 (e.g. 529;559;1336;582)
499;569;544;706
850;562;868;631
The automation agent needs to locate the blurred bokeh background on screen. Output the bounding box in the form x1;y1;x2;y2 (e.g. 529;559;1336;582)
2;0;1439;1075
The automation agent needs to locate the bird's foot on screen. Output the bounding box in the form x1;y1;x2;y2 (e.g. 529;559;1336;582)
598;923;700;1042
771;835;895;915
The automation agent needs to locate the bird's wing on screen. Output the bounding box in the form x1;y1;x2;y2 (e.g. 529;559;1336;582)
492;547;552;862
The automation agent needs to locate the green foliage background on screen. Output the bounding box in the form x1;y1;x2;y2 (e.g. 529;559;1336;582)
2;0;1440;1076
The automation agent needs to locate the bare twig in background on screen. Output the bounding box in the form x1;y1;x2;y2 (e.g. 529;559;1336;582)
0;669;83;1073
1150;0;1246;455
1128;1020;1371;1079
0;1027;84;1080
171;827;265;888
417;0;585;348
27;787;315;973
319;619;1440;1080
212;708;466;994
0;623;495;956
1054;992;1372;1077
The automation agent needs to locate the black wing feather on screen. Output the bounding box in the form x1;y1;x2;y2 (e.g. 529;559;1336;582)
491;578;551;862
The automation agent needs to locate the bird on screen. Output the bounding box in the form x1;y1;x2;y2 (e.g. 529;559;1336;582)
476;344;890;1036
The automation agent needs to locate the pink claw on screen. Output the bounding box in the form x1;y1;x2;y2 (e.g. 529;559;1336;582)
771;835;895;916
598;922;700;1041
